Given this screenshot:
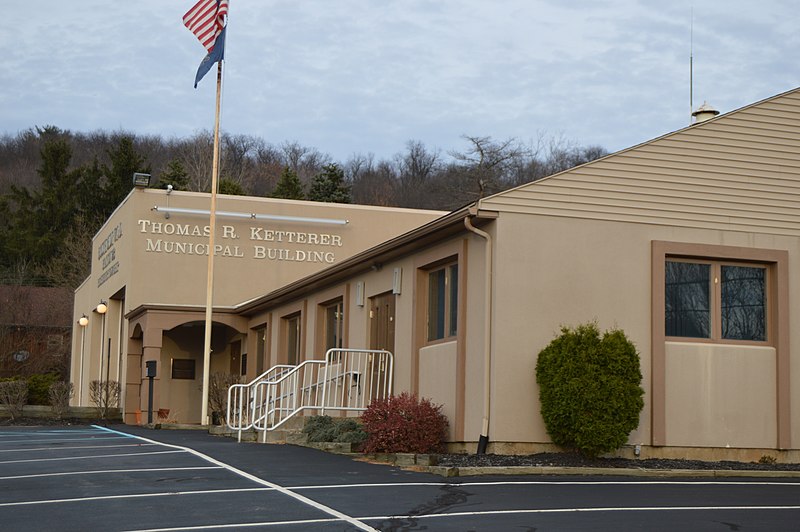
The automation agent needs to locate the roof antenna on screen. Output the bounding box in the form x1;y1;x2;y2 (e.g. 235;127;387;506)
689;7;694;123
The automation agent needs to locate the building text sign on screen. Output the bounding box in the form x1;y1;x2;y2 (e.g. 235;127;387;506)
97;223;123;287
137;220;344;264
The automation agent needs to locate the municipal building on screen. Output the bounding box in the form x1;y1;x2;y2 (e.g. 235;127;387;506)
72;88;800;460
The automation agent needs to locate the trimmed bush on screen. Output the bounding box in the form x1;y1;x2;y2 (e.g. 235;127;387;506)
361;392;449;454
535;322;644;458
0;380;28;420
49;381;74;419
89;380;120;419
303;415;367;445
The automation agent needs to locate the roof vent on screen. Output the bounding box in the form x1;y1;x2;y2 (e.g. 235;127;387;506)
692;101;720;123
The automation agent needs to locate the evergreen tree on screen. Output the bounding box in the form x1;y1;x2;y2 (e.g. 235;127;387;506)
307;163;351;203
0;138;82;267
100;136;150;218
218;177;245;196
157;159;190;191
271;166;305;200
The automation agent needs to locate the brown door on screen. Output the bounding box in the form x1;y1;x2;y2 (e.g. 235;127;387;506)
370;292;395;353
229;340;241;376
369;292;395;400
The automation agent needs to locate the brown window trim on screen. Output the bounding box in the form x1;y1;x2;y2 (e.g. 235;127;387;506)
651;241;790;449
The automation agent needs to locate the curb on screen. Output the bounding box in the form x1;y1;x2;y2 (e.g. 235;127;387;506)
421;465;800;478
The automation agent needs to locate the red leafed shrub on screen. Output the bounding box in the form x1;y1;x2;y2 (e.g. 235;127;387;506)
361;392;449;454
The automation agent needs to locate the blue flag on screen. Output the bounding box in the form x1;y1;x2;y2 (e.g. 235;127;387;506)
194;26;226;88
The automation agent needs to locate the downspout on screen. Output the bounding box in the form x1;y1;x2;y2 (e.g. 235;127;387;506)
464;207;493;454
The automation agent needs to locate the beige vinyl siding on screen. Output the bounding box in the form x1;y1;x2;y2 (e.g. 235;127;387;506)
482;89;800;235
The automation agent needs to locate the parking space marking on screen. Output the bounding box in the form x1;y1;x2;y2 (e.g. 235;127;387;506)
0;443;157;453
0;429;102;437
360;505;800;522
0;436;128;445
0;487;274;507
97;425;378;532
128;517;344;531
117;505;800;532
0;449;184;465
286;479;800;490
0;466;223;481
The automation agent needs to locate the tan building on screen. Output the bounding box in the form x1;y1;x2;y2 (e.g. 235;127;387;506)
73;87;800;460
70;191;444;424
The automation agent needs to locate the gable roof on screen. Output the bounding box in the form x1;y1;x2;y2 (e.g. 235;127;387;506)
481;87;800;236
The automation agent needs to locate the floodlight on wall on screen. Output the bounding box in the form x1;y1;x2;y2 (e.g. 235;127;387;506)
78;315;89;327
355;281;365;307
133;173;151;187
151;205;348;225
392;267;403;295
95;301;108;315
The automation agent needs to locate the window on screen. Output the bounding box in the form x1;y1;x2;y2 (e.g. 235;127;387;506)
427;262;458;341
666;259;766;342
171;358;196;379
323;299;344;351
284;313;301;365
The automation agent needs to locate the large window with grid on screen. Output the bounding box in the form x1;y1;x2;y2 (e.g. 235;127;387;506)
665;259;767;342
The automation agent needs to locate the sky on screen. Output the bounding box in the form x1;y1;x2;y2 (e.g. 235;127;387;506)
3;1;799;163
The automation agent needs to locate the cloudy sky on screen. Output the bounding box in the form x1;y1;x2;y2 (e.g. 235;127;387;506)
4;1;798;162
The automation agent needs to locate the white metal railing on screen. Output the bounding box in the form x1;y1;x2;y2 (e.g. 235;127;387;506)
226;349;393;442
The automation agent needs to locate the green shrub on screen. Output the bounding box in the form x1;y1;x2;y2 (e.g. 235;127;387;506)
27;373;60;405
303;415;367;445
361;392;449;454
535;322;644;458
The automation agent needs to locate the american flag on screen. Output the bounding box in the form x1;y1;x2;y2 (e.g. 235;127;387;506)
183;0;228;53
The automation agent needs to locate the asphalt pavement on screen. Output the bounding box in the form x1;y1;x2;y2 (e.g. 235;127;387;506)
1;424;799;531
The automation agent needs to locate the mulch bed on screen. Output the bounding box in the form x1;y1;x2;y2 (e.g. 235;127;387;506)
436;452;800;471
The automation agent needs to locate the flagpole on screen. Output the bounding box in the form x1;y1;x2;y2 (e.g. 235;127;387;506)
200;60;223;425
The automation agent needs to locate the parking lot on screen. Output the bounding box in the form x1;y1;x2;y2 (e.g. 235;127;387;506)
2;425;800;531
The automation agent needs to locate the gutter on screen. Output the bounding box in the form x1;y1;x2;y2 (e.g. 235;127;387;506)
464;204;493;455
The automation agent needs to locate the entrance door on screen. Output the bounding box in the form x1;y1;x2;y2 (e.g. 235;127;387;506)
370;292;395;353
369;292;395;400
229;340;242;376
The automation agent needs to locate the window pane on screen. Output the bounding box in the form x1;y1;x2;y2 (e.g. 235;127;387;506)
665;261;710;338
448;264;458;337
428;269;446;340
287;316;300;365
721;265;765;341
325;301;344;350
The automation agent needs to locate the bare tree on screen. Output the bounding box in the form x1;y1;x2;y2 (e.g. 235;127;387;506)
178;130;215;191
447;135;532;203
281;141;331;184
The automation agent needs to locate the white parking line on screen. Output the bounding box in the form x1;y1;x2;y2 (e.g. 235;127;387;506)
0;449;184;464
0;436;128;445
0;466;224;481
285;479;800;490
121;505;800;532
95;425;378;532
363;504;800;521
0;487;274;507
0;443;156;453
0;430;103;437
127;517;343;531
